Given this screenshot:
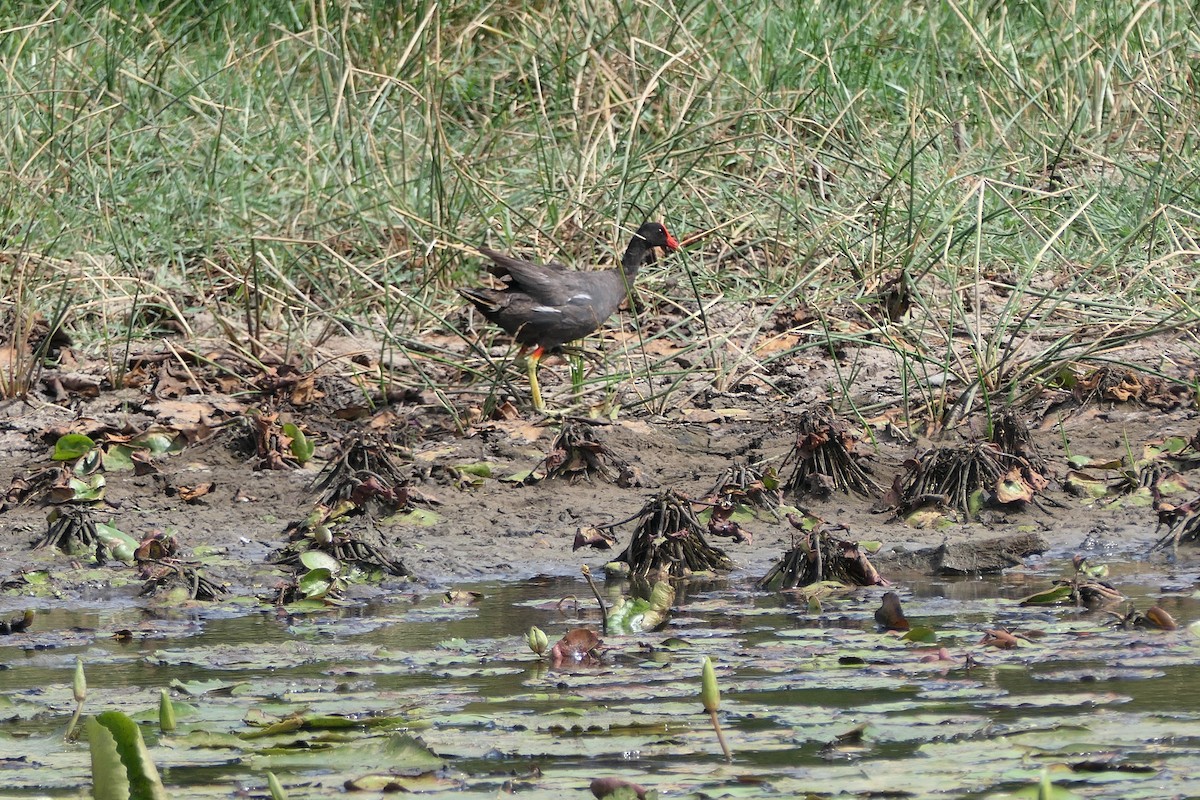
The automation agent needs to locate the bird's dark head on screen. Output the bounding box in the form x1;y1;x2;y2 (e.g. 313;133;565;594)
636;221;681;252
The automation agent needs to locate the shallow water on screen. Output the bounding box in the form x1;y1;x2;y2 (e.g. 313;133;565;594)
1;559;1198;799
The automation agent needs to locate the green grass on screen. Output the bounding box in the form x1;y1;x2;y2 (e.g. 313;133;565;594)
2;0;1197;419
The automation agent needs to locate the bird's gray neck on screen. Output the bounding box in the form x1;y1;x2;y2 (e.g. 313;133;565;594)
621;238;655;278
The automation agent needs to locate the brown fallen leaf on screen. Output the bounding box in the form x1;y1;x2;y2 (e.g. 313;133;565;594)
979;628;1019;649
573;526;617;551
176;483;214;502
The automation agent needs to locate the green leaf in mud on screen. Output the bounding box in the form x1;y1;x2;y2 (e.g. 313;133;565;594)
967;487;985;517
282;423;314;465
606;582;674;633
52;433;95;461
130;430;182;454
1063;470;1109;499
57;474;105;502
262;732;442;770
101;445;135;472
298;568;334;599
455;462;497;478
346;772;465;792
902;626;938;643
904;506;944;528
384;507;442;526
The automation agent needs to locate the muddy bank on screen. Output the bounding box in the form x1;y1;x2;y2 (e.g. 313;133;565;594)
1;385;1192;612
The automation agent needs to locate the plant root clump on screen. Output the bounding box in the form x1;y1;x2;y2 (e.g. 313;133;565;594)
311;432;410;510
888;440;1047;519
613;491;735;579
138;561;228;601
1151;495;1200;551
540;418;631;483
989;409;1049;478
35;505;100;557
3;465;72;511
757;514;887;590
782;406;881;500
275;504;409;576
706;460;782;517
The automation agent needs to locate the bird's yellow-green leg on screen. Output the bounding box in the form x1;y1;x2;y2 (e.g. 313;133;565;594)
527;346;546;413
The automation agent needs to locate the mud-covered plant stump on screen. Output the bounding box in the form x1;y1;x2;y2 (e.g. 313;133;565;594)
138;562;227;601
1152;495;1200;551
989;409;1049;479
541;418;629;483
891;440;1046;519
757;514;886;590
782;406;881;499
614;491;735;579
276;504;408;577
35;506;100;557
311;433;410;509
707;461;781;517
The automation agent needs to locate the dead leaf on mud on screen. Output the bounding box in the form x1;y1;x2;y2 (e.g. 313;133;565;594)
574;526;617;551
483;418;546;445
752;333;801;356
144;399;245;436
174;482;214;503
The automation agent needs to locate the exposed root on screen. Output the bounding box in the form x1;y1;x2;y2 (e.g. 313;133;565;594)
887;440;1047;519
275;503;409;576
311;432;410;510
782;406;881;499
613;491;734;579
1151;494;1200;551
35;506;100;557
138;561;228;601
757;514;887;590
989;408;1049;478
706;460;781;517
540;418;629;483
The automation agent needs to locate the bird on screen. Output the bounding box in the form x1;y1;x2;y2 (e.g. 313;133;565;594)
459;221;680;412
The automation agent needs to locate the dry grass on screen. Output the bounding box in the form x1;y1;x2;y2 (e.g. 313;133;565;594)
1;0;1197;421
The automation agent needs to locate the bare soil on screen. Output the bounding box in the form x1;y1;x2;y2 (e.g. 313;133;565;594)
1;326;1197;607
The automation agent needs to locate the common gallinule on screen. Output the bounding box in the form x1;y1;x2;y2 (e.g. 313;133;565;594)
459;221;680;411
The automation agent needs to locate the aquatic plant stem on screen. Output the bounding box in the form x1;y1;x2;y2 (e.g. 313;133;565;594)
701;656;732;762
65;657;86;742
580;565;608;634
709;709;732;763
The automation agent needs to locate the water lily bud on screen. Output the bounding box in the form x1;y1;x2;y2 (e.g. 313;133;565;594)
159;688;176;733
701;656;720;713
527;626;549;656
72;658;87;704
